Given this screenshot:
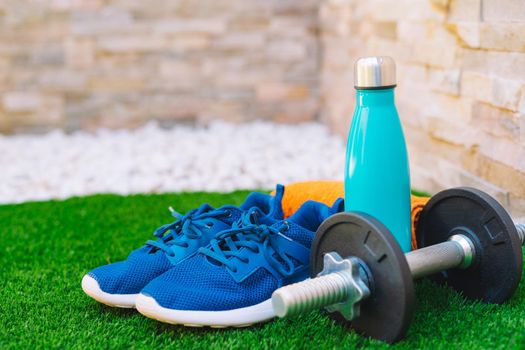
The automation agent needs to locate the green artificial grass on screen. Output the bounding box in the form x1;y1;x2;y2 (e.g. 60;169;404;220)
1;191;525;349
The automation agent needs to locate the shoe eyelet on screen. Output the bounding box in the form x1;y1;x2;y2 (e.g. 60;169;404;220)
282;221;290;232
206;222;214;229
225;210;233;218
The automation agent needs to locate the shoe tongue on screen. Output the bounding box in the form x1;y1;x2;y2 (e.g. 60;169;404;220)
238;184;285;220
275;199;342;248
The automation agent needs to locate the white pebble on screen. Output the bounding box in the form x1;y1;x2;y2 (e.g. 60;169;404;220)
0;121;345;204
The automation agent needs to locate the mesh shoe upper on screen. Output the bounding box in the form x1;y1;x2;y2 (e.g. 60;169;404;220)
87;185;285;295
141;198;344;311
88;247;172;295
140;254;278;311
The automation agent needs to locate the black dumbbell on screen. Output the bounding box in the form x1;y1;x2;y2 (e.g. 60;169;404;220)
271;187;525;343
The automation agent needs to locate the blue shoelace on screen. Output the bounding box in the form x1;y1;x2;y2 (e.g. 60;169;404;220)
146;204;231;257
199;209;294;277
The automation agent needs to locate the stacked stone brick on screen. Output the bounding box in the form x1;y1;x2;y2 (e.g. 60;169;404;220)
319;0;525;218
0;0;319;132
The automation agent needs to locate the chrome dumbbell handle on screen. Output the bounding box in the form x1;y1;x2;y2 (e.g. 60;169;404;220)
272;234;477;320
273;254;370;319
516;223;525;245
407;234;474;279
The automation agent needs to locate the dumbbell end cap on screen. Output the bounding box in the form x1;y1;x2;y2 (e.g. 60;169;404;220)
271;290;290;318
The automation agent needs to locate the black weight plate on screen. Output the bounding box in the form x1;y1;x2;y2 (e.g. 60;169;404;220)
311;212;415;343
416;187;522;303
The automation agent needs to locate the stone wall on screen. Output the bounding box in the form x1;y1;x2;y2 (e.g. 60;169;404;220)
319;0;525;218
1;0;524;217
0;0;319;132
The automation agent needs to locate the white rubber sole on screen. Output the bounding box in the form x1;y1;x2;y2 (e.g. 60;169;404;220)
81;274;138;308
136;294;276;328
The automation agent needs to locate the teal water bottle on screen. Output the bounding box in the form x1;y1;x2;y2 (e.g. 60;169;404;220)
345;56;412;252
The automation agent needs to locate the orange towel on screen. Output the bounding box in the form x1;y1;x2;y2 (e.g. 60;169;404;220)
273;181;430;250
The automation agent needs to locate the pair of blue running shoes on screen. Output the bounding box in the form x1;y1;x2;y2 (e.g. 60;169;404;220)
82;185;343;327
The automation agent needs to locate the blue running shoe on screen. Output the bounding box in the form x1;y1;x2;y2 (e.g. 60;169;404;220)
135;198;344;326
82;185;285;308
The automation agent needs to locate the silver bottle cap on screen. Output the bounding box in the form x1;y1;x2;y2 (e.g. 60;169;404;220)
354;56;396;89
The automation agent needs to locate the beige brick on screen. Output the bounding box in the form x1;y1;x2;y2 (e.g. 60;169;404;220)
0;110;10;133
417;160;510;205
429;0;450;12
396;94;428;128
198;101;246;124
519;112;525;147
463;73;522;110
51;0;103;10
229;15;270;31
271;100;317;123
2;92;64;125
448;0;481;21
321;41;353;70
482;0;525;22
88;77;145;92
446;22;480;48
518;87;525;113
168;34;211;51
509;194;525;220
153;19;227;35
411;43;458;68
173;0;249;18
0;57;10;90
64;38;94;69
158;61;201;81
461;71;492;101
366;37;412;63
401;89;472;124
397;63;427;83
256;83;309;102
158;96;208;119
214;33;266;51
428;68;461;95
212;69;262;88
368;0;443;22
408;130;522;202
373;21;397;40
409;152;507;201
405;127;464;171
38;70;87;92
479;23;525;52
97;36;168;53
71;10;135;36
425;115;477;146
269;18;311;38
491;78;522;111
3;92;43;112
471;103;520;140
266;40;307;62
461;50;525;80
397;21;428;42
319;0;353;36
461;145;525;196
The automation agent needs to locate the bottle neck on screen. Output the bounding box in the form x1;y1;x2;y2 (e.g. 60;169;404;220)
355;88;395;107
